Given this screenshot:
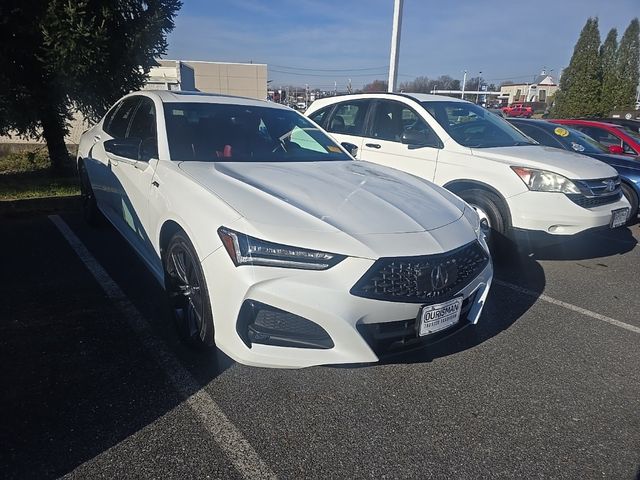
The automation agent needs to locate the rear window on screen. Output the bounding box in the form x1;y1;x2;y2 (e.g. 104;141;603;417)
163;103;351;163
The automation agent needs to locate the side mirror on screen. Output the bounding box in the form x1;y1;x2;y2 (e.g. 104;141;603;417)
401;130;440;149
341;142;358;157
104;138;141;160
608;145;624;154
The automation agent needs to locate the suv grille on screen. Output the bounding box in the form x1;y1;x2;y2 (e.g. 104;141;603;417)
569;176;622;209
350;241;489;304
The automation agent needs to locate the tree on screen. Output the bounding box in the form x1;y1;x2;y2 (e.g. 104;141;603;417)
0;0;181;171
600;28;618;114
552;17;602;118
614;18;640;110
361;80;388;92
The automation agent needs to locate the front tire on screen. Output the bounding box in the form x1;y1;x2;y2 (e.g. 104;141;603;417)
621;182;639;225
458;188;512;256
164;231;215;349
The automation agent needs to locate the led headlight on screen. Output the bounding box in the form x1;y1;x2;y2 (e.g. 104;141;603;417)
511;167;580;194
218;227;346;270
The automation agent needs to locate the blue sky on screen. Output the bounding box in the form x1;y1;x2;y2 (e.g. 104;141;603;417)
166;0;639;90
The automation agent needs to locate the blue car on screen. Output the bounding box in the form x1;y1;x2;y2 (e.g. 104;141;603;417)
508;118;640;224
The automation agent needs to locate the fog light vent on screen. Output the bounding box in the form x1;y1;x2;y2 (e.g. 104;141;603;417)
237;300;334;349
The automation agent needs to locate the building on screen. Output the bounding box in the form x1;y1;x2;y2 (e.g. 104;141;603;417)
149;60;268;100
499;70;559;105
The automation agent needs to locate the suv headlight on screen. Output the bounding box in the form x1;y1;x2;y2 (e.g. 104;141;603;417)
218;227;345;270
511;167;580;194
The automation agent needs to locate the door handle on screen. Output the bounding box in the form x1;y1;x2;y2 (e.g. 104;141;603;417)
93;135;101;143
365;143;381;149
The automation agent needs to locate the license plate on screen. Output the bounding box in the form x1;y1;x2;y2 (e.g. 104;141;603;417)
417;297;463;336
610;207;629;228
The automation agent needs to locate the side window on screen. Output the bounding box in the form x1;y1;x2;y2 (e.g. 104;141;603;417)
326;100;369;135
107;97;140;139
399;105;440;146
623;142;637;155
371;101;402;141
127;98;158;161
309;107;331;128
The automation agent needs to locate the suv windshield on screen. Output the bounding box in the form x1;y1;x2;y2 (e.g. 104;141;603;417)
552;126;609;154
421;101;535;148
164;103;351;162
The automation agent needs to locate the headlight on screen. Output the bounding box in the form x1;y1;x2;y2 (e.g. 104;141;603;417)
218;227;345;270
511;167;580;194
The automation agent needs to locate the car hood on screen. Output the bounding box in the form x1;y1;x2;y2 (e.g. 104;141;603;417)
588;153;640;171
471;145;618;179
179;160;466;236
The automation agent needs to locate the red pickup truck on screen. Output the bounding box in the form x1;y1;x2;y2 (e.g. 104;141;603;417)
502;104;533;118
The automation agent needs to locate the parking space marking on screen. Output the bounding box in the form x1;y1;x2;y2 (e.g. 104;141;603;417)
49;215;277;480
495;279;640;335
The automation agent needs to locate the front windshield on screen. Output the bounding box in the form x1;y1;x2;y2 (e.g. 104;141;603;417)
164;102;351;162
421;101;535;148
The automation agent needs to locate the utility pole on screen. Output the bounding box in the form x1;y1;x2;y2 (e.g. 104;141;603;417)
476;71;482;104
387;0;403;92
461;70;467;100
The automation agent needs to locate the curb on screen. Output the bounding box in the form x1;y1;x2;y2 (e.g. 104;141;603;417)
0;195;80;217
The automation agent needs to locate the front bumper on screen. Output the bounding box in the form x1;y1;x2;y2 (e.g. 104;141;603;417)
507;190;631;237
201;247;493;368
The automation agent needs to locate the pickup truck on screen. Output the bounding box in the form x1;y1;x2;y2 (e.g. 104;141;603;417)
502;104;533;118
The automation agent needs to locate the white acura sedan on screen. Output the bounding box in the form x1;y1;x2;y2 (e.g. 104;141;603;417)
77;90;493;368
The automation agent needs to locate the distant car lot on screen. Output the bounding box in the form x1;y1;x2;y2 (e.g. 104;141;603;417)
1;210;639;479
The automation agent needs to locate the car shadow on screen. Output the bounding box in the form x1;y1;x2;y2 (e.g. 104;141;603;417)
0;211;232;479
523;226;637;261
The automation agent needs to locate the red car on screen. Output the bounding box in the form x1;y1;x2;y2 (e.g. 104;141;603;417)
550;119;640;156
502;103;533;118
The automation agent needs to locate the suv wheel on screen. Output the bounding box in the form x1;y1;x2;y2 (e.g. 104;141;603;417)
458;189;512;255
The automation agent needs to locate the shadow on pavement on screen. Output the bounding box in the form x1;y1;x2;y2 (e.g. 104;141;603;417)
523;226;637;261
0;215;230;479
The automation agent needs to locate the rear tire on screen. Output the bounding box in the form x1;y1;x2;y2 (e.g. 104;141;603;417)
79;162;102;226
163;231;215;349
621;182;639;225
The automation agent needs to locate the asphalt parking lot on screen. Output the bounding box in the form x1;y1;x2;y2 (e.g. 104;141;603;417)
1;210;639;479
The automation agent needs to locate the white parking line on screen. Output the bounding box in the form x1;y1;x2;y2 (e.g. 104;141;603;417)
495;279;640;335
49;215;277;480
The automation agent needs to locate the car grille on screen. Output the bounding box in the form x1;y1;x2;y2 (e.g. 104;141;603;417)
350;241;489;304
356;292;476;355
566;191;622;208
569;176;622;209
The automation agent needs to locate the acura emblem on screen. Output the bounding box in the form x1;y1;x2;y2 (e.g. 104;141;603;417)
603;179;616;192
430;264;449;290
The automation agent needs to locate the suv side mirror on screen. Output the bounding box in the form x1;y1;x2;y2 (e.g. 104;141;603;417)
104;138;142;160
401;130;440;149
608;145;624;155
341;142;358;157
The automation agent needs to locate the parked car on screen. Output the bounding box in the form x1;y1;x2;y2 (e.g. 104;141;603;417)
502;103;533;118
508;118;640;223
306;93;630;249
586;117;640;134
76;90;493;368
550;119;640;156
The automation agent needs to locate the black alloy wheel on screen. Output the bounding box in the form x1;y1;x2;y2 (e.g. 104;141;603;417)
164;231;215;349
621;182;639;225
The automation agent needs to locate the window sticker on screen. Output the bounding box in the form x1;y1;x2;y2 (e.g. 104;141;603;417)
571;142;585;152
172;109;184;116
554;127;569;137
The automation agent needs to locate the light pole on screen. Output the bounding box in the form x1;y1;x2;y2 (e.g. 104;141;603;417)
476;71;482;104
387;0;403;92
461;70;467;100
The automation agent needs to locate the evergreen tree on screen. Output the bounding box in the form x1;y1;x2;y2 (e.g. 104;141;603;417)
552;18;602;118
0;0;181;171
614;18;640;110
599;28;618;115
